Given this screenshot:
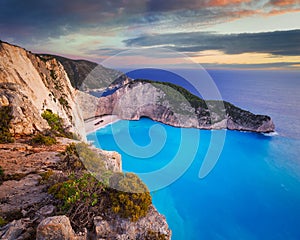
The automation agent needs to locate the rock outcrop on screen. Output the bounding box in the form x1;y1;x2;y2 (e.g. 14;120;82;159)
35;207;171;240
0;41;86;140
94;206;171;239
36;215;85;240
93;80;275;133
0;140;171;240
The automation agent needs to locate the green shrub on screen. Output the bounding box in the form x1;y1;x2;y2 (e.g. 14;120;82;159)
0;106;14;143
49;173;104;210
109;172;152;222
48;173;105;230
0;216;8;227
0;166;4;184
39;170;55;184
58;143;85;172
31;133;57;146
41;109;72;138
40;170;54;181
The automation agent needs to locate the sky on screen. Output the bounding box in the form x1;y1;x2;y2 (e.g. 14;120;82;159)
1;0;300;70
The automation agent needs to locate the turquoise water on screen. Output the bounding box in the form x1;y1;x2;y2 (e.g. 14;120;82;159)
88;118;300;240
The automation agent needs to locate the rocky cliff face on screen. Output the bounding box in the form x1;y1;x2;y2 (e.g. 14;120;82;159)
0;41;171;240
94;80;275;133
0;140;171;240
0;41;86;140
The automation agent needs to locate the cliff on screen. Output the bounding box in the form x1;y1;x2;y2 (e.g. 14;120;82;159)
39;54;131;92
0;41;86;140
0;41;171;239
94;80;274;133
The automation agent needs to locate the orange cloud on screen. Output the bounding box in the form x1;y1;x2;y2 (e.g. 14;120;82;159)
270;0;300;6
266;8;300;15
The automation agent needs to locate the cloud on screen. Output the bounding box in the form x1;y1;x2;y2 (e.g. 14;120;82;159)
123;30;300;56
146;0;251;12
202;61;300;69
269;0;300;6
1;0;299;45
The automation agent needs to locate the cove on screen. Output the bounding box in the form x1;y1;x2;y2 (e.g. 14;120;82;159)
87;118;300;240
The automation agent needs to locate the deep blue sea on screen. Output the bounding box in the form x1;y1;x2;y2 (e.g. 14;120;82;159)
87;69;300;240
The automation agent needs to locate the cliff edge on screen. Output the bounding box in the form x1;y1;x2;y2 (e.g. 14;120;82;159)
94;80;275;133
0;41;171;240
0;41;86;140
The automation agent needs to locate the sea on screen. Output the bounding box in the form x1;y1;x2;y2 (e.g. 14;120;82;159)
87;69;300;240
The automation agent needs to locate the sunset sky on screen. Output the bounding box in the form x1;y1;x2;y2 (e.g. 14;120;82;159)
1;0;300;69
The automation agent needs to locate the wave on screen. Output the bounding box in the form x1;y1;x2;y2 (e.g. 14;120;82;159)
263;131;279;137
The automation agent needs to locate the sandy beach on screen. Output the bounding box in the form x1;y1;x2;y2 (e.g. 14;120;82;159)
84;115;120;134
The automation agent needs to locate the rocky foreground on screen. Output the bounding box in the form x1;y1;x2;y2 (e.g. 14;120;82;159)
0;139;171;239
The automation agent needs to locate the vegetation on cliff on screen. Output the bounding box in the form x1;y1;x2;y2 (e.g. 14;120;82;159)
39;54;124;90
0;106;14;143
30;133;57;146
41;109;73;138
122;80;273;131
109;172;152;222
29;109;75;146
45;143;152;231
0;166;4;185
135;79;207;109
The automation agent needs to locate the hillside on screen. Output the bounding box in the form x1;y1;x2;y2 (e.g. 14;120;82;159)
39;54;130;91
93;79;274;133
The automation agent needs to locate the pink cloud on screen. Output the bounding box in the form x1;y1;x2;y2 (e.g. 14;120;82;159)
208;0;251;7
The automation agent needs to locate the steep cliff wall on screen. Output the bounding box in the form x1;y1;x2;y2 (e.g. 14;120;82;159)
0;41;171;239
0;41;86;140
94;80;275;133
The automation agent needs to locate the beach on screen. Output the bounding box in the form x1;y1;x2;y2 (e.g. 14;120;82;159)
84;115;120;134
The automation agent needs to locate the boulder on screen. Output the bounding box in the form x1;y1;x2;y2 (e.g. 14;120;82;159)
36;215;85;240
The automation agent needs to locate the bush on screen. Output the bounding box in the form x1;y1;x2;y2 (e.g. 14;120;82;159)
0;216;8;227
31;133;57;146
0;166;4;184
109;172;152;222
58;143;85;172
75;143;111;184
0;106;14;143
48;173;106;230
39;170;55;184
49;173;104;209
41;109;72;138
